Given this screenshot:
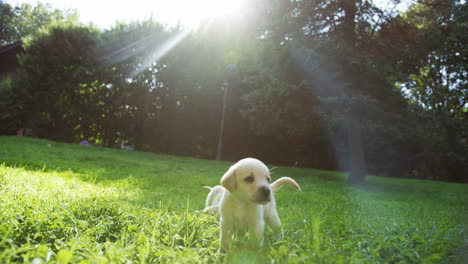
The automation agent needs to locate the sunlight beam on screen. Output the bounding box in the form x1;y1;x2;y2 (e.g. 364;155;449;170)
130;30;190;77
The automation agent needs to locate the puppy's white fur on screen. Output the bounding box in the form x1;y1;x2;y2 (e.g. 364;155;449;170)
203;158;301;250
203;185;223;217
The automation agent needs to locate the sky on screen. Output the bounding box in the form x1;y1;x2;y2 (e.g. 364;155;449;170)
4;0;249;29
4;0;412;30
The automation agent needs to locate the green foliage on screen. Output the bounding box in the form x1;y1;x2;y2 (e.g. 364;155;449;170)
385;0;468;181
0;0;466;182
400;0;467;118
401;106;468;182
13;25;102;142
0;78;18;135
0;1;79;45
242;69;312;140
0;136;466;263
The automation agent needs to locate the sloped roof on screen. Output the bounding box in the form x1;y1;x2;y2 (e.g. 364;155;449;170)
0;41;23;55
0;41;24;76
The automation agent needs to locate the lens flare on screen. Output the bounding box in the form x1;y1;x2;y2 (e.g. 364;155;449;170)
130;30;191;77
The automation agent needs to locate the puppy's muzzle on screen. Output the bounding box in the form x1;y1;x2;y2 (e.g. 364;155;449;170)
255;186;271;203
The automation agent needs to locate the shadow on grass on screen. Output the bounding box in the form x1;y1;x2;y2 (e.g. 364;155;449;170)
0;137;234;211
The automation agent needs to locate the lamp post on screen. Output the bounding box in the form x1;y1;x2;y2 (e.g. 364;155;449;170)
216;63;237;160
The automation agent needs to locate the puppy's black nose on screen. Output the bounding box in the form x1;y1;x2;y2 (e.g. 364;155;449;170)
259;186;271;196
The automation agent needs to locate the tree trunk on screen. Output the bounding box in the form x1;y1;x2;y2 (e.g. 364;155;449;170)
347;109;366;184
341;0;367;184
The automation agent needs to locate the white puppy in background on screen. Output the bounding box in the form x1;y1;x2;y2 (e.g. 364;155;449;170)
203;158;301;250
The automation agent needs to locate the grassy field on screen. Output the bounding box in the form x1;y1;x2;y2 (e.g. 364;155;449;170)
0;136;466;263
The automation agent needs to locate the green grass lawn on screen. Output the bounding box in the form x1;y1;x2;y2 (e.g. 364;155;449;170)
0;136;466;263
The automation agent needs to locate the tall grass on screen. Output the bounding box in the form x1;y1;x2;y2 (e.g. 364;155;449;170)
0;136;466;263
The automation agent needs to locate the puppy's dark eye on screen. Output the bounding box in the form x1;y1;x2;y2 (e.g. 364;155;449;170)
244;176;254;183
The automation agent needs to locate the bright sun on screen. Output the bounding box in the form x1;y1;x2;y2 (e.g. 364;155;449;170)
155;0;248;27
4;0;250;30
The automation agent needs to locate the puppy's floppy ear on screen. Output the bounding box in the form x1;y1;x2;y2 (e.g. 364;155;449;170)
221;165;237;193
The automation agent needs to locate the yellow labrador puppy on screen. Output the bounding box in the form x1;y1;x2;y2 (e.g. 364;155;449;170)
204;158;301;250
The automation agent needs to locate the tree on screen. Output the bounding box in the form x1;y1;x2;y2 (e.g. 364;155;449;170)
401;0;467;118
250;0;413;183
2;0;465;182
0;1;81;137
13;26;101;141
98;20;169;148
0;1;79;45
393;0;468;181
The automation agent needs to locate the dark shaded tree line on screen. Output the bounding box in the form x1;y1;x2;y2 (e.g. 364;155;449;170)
0;0;466;182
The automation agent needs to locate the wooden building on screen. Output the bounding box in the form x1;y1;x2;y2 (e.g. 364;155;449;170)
0;41;24;79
